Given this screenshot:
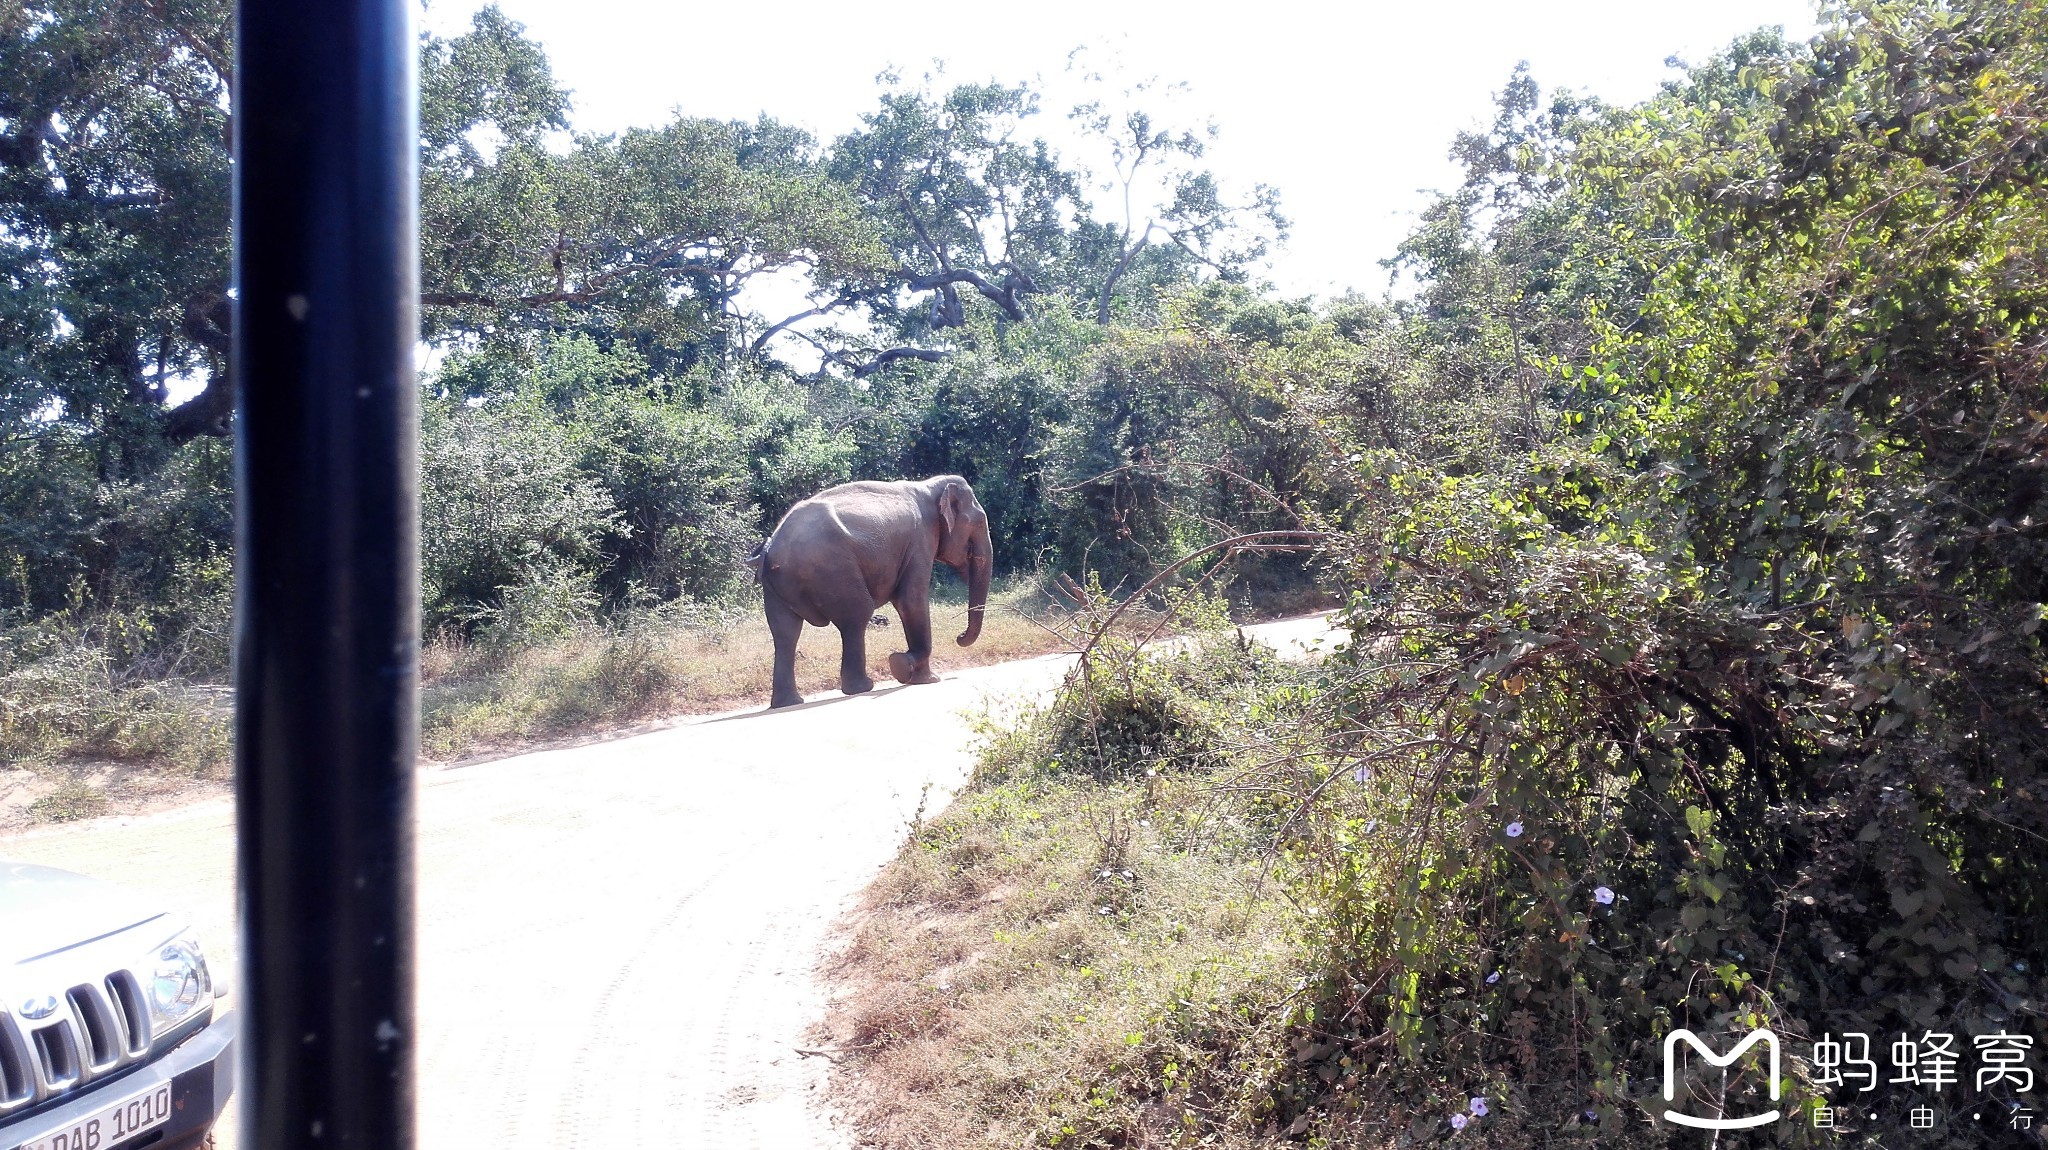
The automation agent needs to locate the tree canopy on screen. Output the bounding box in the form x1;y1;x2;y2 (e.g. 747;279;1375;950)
1;2;1277;620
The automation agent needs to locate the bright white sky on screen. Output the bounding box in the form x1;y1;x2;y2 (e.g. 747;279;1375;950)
419;0;1821;303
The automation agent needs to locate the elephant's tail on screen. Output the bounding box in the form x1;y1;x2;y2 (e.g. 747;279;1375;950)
742;542;767;582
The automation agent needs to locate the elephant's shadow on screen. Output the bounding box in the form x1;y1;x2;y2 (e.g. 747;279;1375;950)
704;678;936;723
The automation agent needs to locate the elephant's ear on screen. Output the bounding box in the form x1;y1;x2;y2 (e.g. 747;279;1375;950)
938;478;965;542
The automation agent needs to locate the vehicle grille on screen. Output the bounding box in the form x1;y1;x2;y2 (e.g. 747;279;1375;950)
0;972;154;1117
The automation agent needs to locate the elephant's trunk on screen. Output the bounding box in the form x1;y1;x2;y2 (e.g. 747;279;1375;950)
957;527;991;647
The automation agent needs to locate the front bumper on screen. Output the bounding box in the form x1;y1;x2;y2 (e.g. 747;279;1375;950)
0;1009;235;1150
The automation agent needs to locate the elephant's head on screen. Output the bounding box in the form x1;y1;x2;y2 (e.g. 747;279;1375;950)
933;476;992;646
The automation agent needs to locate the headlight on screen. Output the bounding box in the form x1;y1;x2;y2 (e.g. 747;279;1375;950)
147;933;213;1037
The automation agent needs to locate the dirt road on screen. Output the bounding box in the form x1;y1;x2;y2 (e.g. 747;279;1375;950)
0;615;1339;1148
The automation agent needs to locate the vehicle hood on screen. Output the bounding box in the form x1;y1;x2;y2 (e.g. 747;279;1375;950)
0;861;166;966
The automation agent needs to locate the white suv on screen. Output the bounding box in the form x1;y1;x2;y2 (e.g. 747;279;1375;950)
0;862;235;1150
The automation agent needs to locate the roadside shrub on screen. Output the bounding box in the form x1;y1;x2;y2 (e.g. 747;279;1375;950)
832;626;1318;1150
0;555;232;776
1045;645;1222;782
0;433;233;622
465;553;602;650
0;636;228;774
575;624;671;710
980;591;1262;785
567;388;758;604
158;554;235;678
418;396;619;628
712;373;858;526
1263;445;2047;1145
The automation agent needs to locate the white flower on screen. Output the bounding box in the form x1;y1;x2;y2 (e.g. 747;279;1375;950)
1469;1097;1489;1117
1594;886;1615;905
1451;1113;1469;1130
1505;821;1525;838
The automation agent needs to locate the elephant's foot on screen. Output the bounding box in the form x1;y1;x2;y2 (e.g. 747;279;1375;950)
769;685;805;709
841;672;876;696
887;652;940;685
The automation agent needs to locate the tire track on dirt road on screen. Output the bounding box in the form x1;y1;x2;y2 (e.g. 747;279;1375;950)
0;615;1338;1148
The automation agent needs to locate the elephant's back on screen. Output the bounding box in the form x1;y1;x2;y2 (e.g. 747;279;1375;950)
771;481;918;541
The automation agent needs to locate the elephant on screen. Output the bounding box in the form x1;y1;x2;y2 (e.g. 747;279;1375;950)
745;475;992;708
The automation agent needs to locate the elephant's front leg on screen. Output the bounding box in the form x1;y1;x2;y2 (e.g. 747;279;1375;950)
886;587;941;685
833;615;876;696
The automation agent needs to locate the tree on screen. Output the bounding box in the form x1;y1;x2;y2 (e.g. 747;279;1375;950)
1066;65;1286;323
1384;65;1621;457
0;0;235;448
823;77;1079;365
423;103;893;375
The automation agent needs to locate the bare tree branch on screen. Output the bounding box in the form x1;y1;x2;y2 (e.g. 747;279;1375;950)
786;329;954;381
850;347;949;378
161;373;234;439
1073;530;1329;664
906;264;1037;323
750;294;858;356
1096;221;1157;323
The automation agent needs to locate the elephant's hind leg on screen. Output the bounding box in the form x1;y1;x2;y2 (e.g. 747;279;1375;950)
765;586;806;708
833;614;876;696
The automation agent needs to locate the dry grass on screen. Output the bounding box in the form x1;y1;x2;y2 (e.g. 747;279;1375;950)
1;637;233;828
418;582;1073;761
2;582;1072;819
817;635;1325;1150
0;644;232;777
25;774;110;823
820;774;1298;1149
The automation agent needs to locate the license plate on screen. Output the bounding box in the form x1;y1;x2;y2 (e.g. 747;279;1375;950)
17;1080;172;1150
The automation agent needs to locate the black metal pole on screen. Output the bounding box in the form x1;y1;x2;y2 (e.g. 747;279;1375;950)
233;0;418;1146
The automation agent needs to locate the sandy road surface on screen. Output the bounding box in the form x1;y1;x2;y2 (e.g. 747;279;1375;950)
0;615;1339;1148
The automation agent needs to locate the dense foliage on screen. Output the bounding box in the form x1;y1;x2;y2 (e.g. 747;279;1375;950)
4;0;2043;1142
828;3;2046;1147
1076;3;2045;1144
